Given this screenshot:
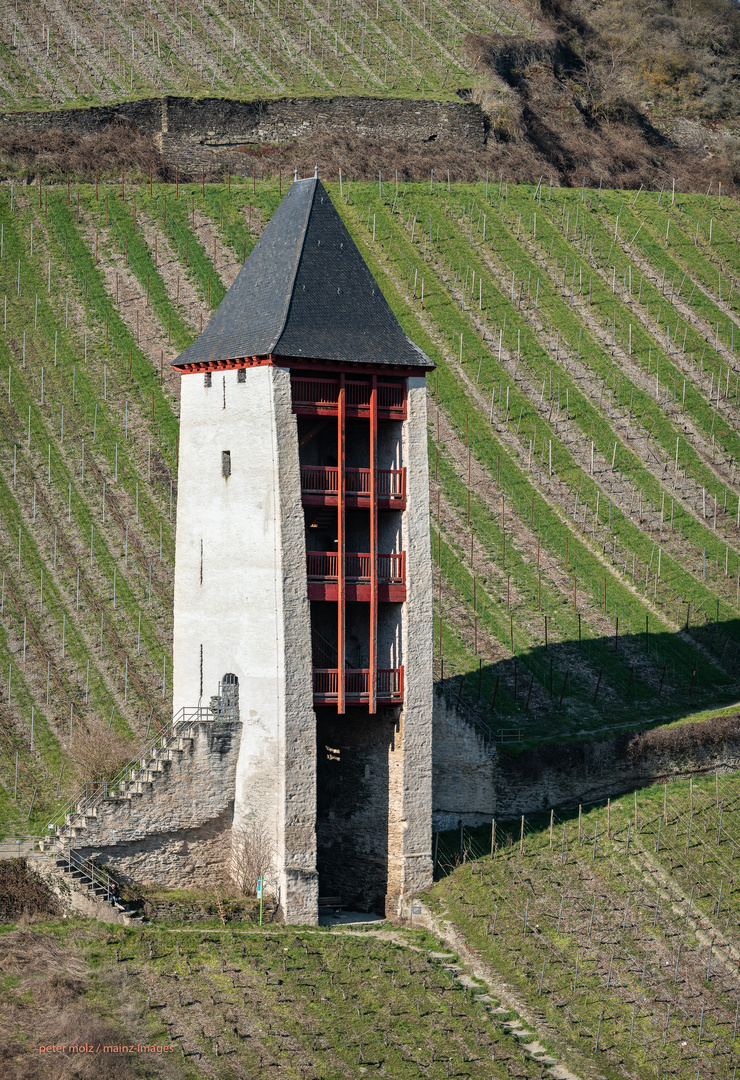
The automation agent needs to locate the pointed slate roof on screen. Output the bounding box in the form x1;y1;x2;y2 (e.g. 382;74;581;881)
172;176;433;371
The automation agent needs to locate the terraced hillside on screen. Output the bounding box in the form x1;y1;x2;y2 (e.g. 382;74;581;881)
0;174;739;835
0;0;530;107
0;916;565;1080
3;767;740;1080
432;769;740;1080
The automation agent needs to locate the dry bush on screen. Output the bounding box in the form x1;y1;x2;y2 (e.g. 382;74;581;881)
626;713;740;760
215;124;740;192
0;119;169;181
463;32;559;89
0;860;60;923
580;0;740;119
231;818;277;898
68;717;134;789
0;930;176;1080
449;2;740;192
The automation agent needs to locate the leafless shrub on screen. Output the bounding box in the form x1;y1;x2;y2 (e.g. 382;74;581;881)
0;860;60;922
0;119;168;181
231;819;277;899
626;714;740;760
68;717;134;788
0;931;133;1080
463;32;558;89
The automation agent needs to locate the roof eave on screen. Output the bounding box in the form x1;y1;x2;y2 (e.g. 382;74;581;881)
172;353;435;376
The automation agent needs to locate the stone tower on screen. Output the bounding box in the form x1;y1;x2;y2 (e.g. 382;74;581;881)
172;177;434;924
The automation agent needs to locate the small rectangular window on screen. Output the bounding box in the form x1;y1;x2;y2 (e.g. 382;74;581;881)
222;450;231;477
237;368;246;384
204;372;212;387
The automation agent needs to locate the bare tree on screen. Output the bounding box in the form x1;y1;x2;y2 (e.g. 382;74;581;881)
68;717;133;788
231;819;277;899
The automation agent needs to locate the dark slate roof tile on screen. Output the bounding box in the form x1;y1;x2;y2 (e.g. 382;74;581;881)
172;177;433;370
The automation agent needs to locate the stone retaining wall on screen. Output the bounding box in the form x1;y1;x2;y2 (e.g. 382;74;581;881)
1;94;487;174
433;695;740;829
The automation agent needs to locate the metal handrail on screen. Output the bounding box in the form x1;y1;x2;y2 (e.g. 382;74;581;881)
0;835;45;859
0;837;122;905
60;848;119;903
432;678;522;745
45;705;221;835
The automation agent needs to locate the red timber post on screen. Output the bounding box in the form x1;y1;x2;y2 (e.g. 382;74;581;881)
338;373;346;714
369;375;378;713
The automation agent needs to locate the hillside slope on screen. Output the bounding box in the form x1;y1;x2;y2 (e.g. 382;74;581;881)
0;174;739;835
2;1;740;190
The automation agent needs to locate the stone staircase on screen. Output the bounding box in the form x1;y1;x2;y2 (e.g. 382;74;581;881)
1;839;143;924
44;706;213;854
50;848;144;922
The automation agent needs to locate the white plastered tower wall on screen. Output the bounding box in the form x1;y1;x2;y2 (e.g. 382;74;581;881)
389;375;434;914
173;364;318;924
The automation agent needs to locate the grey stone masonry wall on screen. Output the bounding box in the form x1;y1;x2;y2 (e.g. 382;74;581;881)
433;696;740;829
388;375;434;914
1;95;487;173
66;722;241;889
432;693;495;832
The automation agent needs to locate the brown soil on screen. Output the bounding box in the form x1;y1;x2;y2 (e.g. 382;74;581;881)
190;205;242;289
499;221;740;570
137;217;203;339
0;197;178;780
0;929;145;1080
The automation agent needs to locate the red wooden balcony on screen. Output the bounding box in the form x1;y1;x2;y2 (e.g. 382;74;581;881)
313;666;404;705
306;552;406;602
300;466;406;509
292;377;406;420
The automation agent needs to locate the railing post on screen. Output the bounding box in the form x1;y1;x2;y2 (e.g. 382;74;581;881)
338;373;346;715
370;374;378;714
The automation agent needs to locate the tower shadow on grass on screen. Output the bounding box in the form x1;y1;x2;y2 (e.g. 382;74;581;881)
435;618;740;747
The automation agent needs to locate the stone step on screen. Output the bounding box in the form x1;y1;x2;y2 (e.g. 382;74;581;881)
139;759;166;772
159;748;184;762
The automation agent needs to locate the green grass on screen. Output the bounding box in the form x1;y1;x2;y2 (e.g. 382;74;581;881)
0;917;554;1079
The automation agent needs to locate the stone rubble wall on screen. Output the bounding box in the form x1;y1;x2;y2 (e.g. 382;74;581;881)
391;375;434;914
432;693;496;832
1;94;487;175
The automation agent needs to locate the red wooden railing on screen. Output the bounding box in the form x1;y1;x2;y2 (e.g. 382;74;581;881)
300;466;405;500
292;378;405;414
312;666;404;701
306;552;405;582
345;381;371;408
292;378;338;408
